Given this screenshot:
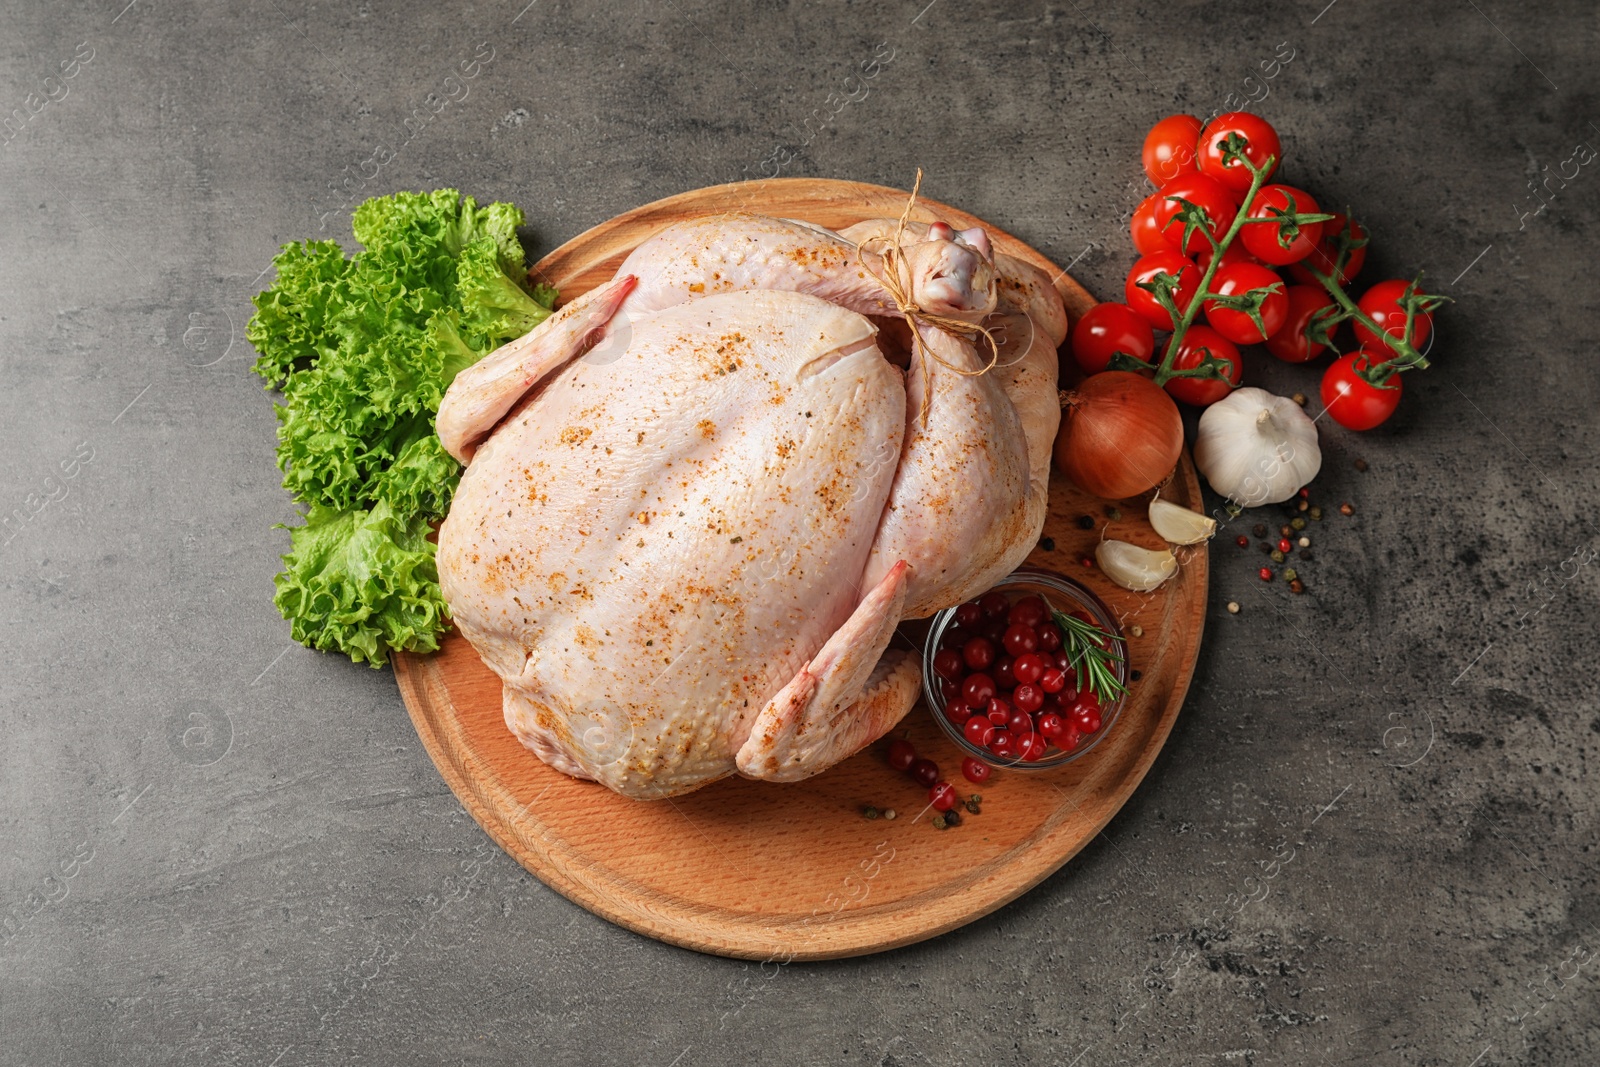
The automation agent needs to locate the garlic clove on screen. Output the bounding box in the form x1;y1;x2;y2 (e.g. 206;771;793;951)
1095;539;1178;592
1148;498;1216;545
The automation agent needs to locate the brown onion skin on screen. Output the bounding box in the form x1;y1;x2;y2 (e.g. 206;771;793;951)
1054;371;1184;499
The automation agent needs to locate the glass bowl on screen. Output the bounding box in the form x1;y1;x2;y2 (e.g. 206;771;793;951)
921;567;1129;771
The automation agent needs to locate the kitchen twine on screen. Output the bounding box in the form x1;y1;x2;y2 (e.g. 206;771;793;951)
855;169;1003;424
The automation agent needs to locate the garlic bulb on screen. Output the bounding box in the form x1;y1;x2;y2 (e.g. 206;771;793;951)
1193;388;1322;506
1148;497;1216;545
1096;540;1178;592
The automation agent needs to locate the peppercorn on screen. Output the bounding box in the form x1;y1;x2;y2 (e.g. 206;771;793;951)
944;809;963;827
932;814;948;830
1131;669;1142;681
1236;535;1249;548
1259;541;1272;554
1310;506;1323;520
884;809;897;820
1253;523;1267;538
1039;536;1055;552
1292;392;1308;406
1298;488;1311;499
1291;517;1307;530
1283;568;1298;582
1259;567;1273;582
1131;625;1144;637
1340;502;1355;516
1278;538;1293;553
1280;524;1293;537
1289;579;1306;594
1076;515;1095;530
1271;549;1286;563
1297;499;1309;512
1298;549;1314;561
1081;556;1094;568
1298;536;1310;548
1227;601;1241;614
1354;458;1369;472
964;795;983;815
862;806;881;819
1106;506;1123;520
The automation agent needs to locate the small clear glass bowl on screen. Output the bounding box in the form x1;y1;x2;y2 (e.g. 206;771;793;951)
921;567;1129;771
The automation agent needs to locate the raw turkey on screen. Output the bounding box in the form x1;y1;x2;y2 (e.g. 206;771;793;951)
433;213;1065;799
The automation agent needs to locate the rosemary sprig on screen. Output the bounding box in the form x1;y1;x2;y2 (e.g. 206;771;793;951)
1047;606;1128;703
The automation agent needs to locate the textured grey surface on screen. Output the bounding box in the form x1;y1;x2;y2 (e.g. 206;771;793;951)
1;0;1597;1064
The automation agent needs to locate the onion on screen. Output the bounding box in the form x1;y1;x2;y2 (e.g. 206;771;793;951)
1054;371;1184;500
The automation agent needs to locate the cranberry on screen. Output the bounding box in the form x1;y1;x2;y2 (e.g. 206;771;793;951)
1014;683;1044;713
1071;610;1095;627
943;699;970;726
932;648;963;681
929;782;957;811
985;697;1011;725
1037;712;1065;738
1002;622;1039;657
1036;624;1062;653
954;601;983;628
910;757;940;787
1008;595;1049;628
1069;689;1102;719
988;729;1013;757
1006;709;1032;736
1039;667;1066;694
964;715;995;747
962;637;996;671
940;679;962;705
1075;709;1103;734
1019;733;1049;761
887;739;917;771
962;673;996;709
993;656;1017;689
1013;652;1046;686
979;591;1010;619
938;624;965;649
982;618;1009;643
961;756;992;783
1059;725;1082;751
1052;650;1073;672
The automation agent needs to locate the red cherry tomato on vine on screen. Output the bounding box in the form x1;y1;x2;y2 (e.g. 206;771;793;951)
1124;250;1200;330
1142;114;1203;186
1240;184;1326;266
1163;325;1242;407
1321;350;1403;430
1130;193;1167;256
1201;262;1287;345
1264;284;1338;363
1070;302;1156;375
1197;112;1281;195
1153;173;1240;257
1195;239;1262;274
1288;213;1368;287
1353;278;1434;350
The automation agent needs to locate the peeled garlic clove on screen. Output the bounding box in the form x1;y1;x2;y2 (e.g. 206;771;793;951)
1148;498;1216;545
1096;539;1178;592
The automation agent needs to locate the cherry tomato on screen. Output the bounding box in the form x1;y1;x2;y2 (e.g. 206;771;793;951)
1142;113;1203;185
929;782;957;811
1265;284;1338;363
1288;213;1368;287
964;715;995;748
1195;239;1262;274
1163;325;1242;407
1125;250;1201;330
1353;279;1434;350
1197;112;1281;195
1240;184;1325;266
961;756;992;783
887;739;917;771
1130;192;1168;256
1153;174;1240;257
1201;262;1287;345
1071;303;1156;375
1321;350;1403;430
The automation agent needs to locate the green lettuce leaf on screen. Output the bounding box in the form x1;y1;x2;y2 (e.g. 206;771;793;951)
273;501;448;668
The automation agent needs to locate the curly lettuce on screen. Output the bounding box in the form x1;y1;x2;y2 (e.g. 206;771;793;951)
248;190;557;666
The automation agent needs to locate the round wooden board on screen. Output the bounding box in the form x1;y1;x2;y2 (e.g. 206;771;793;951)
395;178;1208;960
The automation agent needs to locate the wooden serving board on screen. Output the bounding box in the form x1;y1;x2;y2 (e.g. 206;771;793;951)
394;178;1207;960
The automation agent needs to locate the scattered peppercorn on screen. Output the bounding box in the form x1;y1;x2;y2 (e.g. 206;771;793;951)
1354;458;1369;472
964;795;983;815
1280;524;1293;537
1131;669;1142;681
1298;536;1310;548
1297;499;1309;512
1039;536;1056;552
1226;601;1241;614
1310;506;1323;520
932;814;948;830
1270;549;1286;563
1283;568;1299;582
1291;517;1307;531
862;806;881;820
1236;535;1249;548
944;809;964;827
1277;538;1292;553
1253;523;1267;538
1298;549;1314;561
1081;556;1094;568
1340;502;1355;516
1259;567;1274;582
884;809;897;820
1131;625;1144;637
1291;392;1308;406
1076;514;1095;530
1289;579;1306;594
1259;541;1272;554
1106;506;1123;520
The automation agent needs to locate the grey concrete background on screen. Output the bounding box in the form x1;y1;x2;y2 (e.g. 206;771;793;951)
1;0;1597;1063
